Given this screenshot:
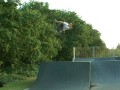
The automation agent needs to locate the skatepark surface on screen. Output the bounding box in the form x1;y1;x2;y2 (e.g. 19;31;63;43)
29;57;120;90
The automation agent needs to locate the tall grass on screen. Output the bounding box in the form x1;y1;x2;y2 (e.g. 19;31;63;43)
0;77;36;90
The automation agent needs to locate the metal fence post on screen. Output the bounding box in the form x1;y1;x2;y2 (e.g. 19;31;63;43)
72;47;75;62
92;47;95;58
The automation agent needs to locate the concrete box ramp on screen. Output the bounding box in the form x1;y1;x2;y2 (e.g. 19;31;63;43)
90;61;120;90
75;57;120;62
30;62;90;90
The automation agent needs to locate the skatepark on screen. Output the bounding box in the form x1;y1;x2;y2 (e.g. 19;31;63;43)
29;57;120;90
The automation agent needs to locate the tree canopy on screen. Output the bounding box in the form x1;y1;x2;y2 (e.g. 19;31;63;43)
0;1;106;72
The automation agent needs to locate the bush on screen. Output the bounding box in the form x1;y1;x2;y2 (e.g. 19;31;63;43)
0;64;38;83
0;73;24;83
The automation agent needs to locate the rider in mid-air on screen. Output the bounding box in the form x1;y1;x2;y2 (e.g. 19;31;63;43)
54;19;73;33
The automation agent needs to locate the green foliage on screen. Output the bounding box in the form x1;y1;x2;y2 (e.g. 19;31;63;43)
0;1;107;78
0;77;35;90
0;1;61;70
0;73;24;83
115;44;120;56
20;1;61;61
0;64;38;82
44;9;106;60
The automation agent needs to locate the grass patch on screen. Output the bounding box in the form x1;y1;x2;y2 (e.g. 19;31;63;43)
0;77;36;90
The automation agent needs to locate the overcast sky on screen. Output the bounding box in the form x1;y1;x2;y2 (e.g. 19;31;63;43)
22;0;120;49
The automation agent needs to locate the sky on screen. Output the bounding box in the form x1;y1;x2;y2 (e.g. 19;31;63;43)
22;0;120;49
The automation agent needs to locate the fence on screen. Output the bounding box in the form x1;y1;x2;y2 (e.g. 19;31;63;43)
74;47;120;58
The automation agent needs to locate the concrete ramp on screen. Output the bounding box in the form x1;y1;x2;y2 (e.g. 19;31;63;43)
30;62;90;90
75;57;120;61
90;61;120;90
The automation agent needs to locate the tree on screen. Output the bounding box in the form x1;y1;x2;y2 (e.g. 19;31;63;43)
47;10;106;60
0;1;62;71
0;1;107;71
116;43;120;49
0;1;22;69
20;1;62;61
